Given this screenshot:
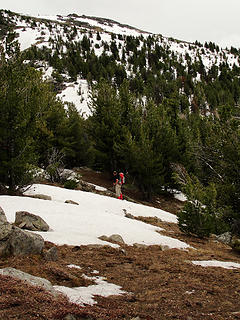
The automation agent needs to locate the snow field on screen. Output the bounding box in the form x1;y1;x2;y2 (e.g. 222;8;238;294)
0;183;188;249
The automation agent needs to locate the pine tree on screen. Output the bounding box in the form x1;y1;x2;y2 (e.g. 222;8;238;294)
88;79;122;170
0;42;59;192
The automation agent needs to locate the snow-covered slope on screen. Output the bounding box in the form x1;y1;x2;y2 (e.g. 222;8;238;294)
0;183;189;249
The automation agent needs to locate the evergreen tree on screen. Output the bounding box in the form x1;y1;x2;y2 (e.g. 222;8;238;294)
88;79;123;170
0;43;59;192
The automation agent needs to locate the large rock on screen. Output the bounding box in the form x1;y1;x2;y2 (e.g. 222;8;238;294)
0;267;57;296
0;207;45;257
15;211;50;231
8;226;44;256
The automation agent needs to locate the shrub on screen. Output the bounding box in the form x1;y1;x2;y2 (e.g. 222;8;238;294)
178;201;216;238
64;179;78;190
175;170;229;238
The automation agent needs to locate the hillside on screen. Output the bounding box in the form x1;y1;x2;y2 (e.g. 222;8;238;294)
1;9;240;116
1;170;240;320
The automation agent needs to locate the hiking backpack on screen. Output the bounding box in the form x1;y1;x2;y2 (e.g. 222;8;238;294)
119;172;125;185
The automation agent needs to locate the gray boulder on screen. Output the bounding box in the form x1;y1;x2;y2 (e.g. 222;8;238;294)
8;226;44;256
0;267;57;296
0;207;45;257
15;211;50;231
0;226;44;257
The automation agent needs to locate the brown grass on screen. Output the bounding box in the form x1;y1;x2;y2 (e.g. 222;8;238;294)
1;241;240;320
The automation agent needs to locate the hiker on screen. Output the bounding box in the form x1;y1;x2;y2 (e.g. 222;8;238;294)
112;170;123;200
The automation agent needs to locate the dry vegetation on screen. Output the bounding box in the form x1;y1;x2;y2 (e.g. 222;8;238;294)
1;168;240;320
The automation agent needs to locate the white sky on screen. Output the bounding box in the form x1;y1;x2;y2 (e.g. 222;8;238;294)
1;0;240;48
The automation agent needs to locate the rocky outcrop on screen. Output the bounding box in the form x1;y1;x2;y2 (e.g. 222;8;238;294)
0;267;57;296
0;208;44;257
14;211;50;231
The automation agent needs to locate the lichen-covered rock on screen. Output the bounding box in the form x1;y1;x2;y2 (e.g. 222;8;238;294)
0;223;44;257
0;202;44;258
8;226;44;256
15;211;50;231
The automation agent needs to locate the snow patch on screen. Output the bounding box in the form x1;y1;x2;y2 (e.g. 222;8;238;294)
54;275;127;306
192;260;240;269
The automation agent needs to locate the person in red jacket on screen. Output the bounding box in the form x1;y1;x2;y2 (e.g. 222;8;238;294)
112;171;123;200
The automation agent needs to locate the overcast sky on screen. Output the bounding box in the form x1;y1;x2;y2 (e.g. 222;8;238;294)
2;0;240;48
